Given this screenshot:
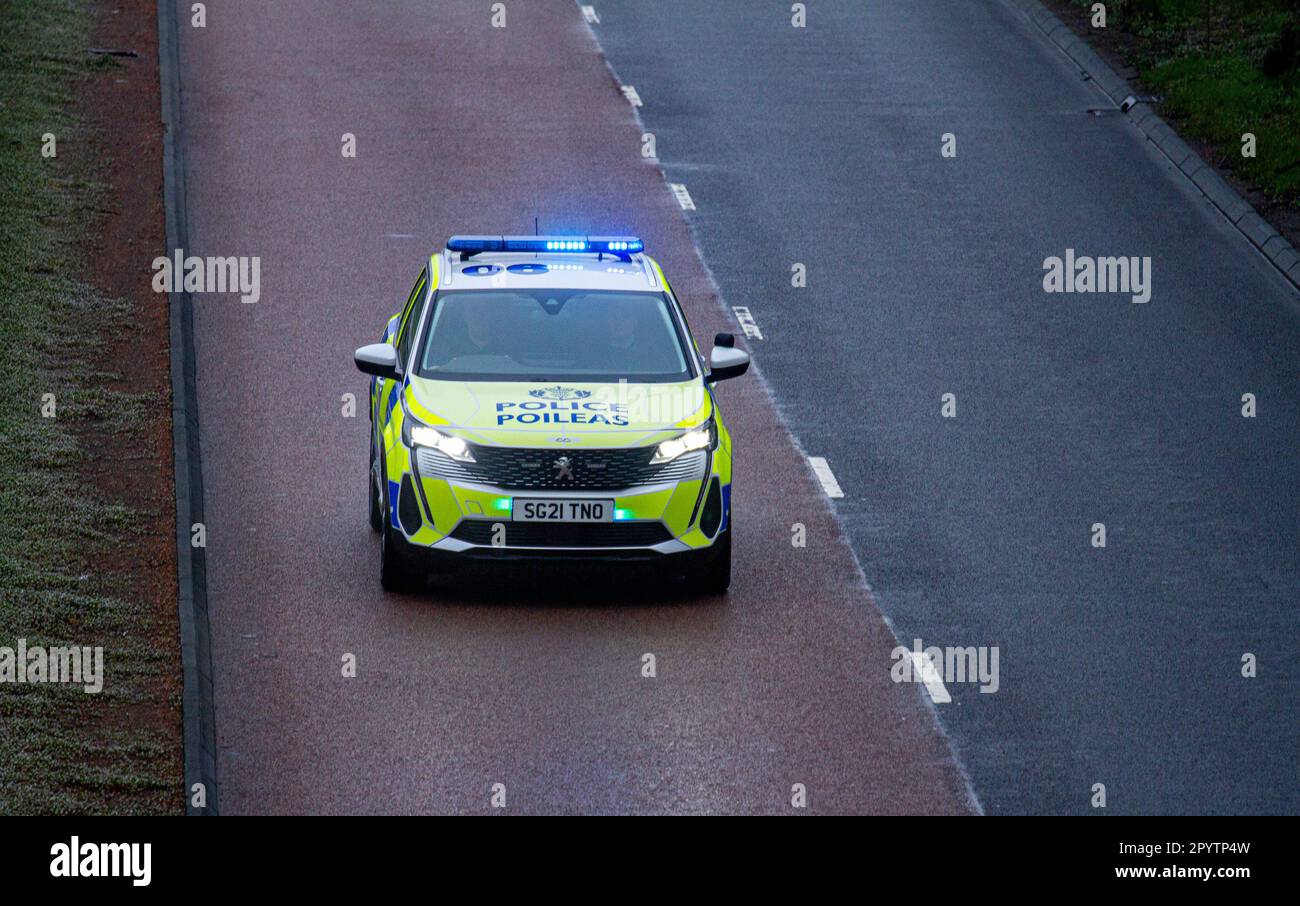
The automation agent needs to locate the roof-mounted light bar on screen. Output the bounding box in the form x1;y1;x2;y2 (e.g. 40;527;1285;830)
447;234;644;262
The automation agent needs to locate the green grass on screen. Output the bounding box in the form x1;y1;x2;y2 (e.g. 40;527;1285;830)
1074;0;1300;202
0;0;179;814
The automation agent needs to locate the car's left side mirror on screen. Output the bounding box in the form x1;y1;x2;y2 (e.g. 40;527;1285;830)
354;343;400;380
706;333;750;383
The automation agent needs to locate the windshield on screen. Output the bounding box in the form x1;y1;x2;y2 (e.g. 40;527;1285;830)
416;289;693;382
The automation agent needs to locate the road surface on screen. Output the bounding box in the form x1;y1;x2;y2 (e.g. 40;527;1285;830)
175;0;1299;814
591;0;1300;814
175;0;975;814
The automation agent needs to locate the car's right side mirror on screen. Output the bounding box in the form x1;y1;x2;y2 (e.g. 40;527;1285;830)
354;342;400;380
706;332;750;383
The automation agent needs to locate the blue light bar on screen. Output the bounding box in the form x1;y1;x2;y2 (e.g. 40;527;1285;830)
447;234;644;259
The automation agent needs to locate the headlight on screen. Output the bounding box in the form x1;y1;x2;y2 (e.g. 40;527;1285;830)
651;421;715;464
403;416;475;462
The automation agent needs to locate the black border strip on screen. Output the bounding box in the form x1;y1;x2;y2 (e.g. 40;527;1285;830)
157;0;219;815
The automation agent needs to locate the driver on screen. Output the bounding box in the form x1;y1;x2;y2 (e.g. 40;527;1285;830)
597;302;664;374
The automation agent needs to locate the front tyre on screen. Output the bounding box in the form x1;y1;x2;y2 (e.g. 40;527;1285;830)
368;439;382;533
691;526;732;593
377;459;423;593
380;521;423;593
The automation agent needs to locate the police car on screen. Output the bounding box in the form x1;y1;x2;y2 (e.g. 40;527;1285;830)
354;235;750;593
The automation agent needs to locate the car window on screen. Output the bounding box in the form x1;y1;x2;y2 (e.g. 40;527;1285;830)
417;290;692;383
396;269;428;368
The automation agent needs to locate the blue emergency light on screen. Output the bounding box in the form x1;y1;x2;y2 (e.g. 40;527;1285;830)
448;234;644;261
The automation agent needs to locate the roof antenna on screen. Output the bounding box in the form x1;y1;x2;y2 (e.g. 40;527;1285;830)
534;216;539;235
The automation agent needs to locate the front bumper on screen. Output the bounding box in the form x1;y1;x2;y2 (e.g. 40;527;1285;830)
389;528;699;569
384;440;730;560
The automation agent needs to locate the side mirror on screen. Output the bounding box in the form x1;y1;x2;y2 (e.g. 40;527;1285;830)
706;341;750;383
354;343;400;380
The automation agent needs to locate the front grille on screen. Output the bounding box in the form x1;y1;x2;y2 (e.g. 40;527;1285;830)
449;520;673;548
416;444;706;491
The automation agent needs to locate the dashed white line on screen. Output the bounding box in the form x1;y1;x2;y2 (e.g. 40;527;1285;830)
669;182;696;211
620;84;642;107
909;651;952;704
581;5;600;24
731;305;763;340
807;456;844;499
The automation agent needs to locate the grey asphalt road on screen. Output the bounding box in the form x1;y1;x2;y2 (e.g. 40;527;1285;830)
174;0;975;813
591;0;1300;813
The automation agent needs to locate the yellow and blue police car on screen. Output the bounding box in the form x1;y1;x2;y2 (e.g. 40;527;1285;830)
353;235;749;593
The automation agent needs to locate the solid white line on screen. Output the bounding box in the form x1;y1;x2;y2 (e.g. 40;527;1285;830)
620;85;642;107
910;651;952;704
581;5;600;24
807;456;844;499
669;183;696;211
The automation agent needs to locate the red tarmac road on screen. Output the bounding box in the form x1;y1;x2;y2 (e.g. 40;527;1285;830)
176;0;974;813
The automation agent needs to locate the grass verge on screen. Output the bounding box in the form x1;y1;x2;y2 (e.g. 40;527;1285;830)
1069;0;1300;204
0;0;179;814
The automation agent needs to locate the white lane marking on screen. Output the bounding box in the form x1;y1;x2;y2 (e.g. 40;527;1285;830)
581;5;600;24
621;85;642;107
909;651;952;704
731;305;763;340
385;233;417;239
807;456;844;499
669;182;696;211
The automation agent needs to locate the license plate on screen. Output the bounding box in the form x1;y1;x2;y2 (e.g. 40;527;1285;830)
512;498;614;523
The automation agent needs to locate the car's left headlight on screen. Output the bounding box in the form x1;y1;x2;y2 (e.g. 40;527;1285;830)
403;415;475;462
651;420;716;465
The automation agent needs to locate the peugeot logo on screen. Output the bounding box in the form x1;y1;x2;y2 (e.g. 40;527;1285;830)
553;456;574;481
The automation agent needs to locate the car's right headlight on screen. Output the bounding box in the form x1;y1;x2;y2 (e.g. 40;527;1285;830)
402;416;475;462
